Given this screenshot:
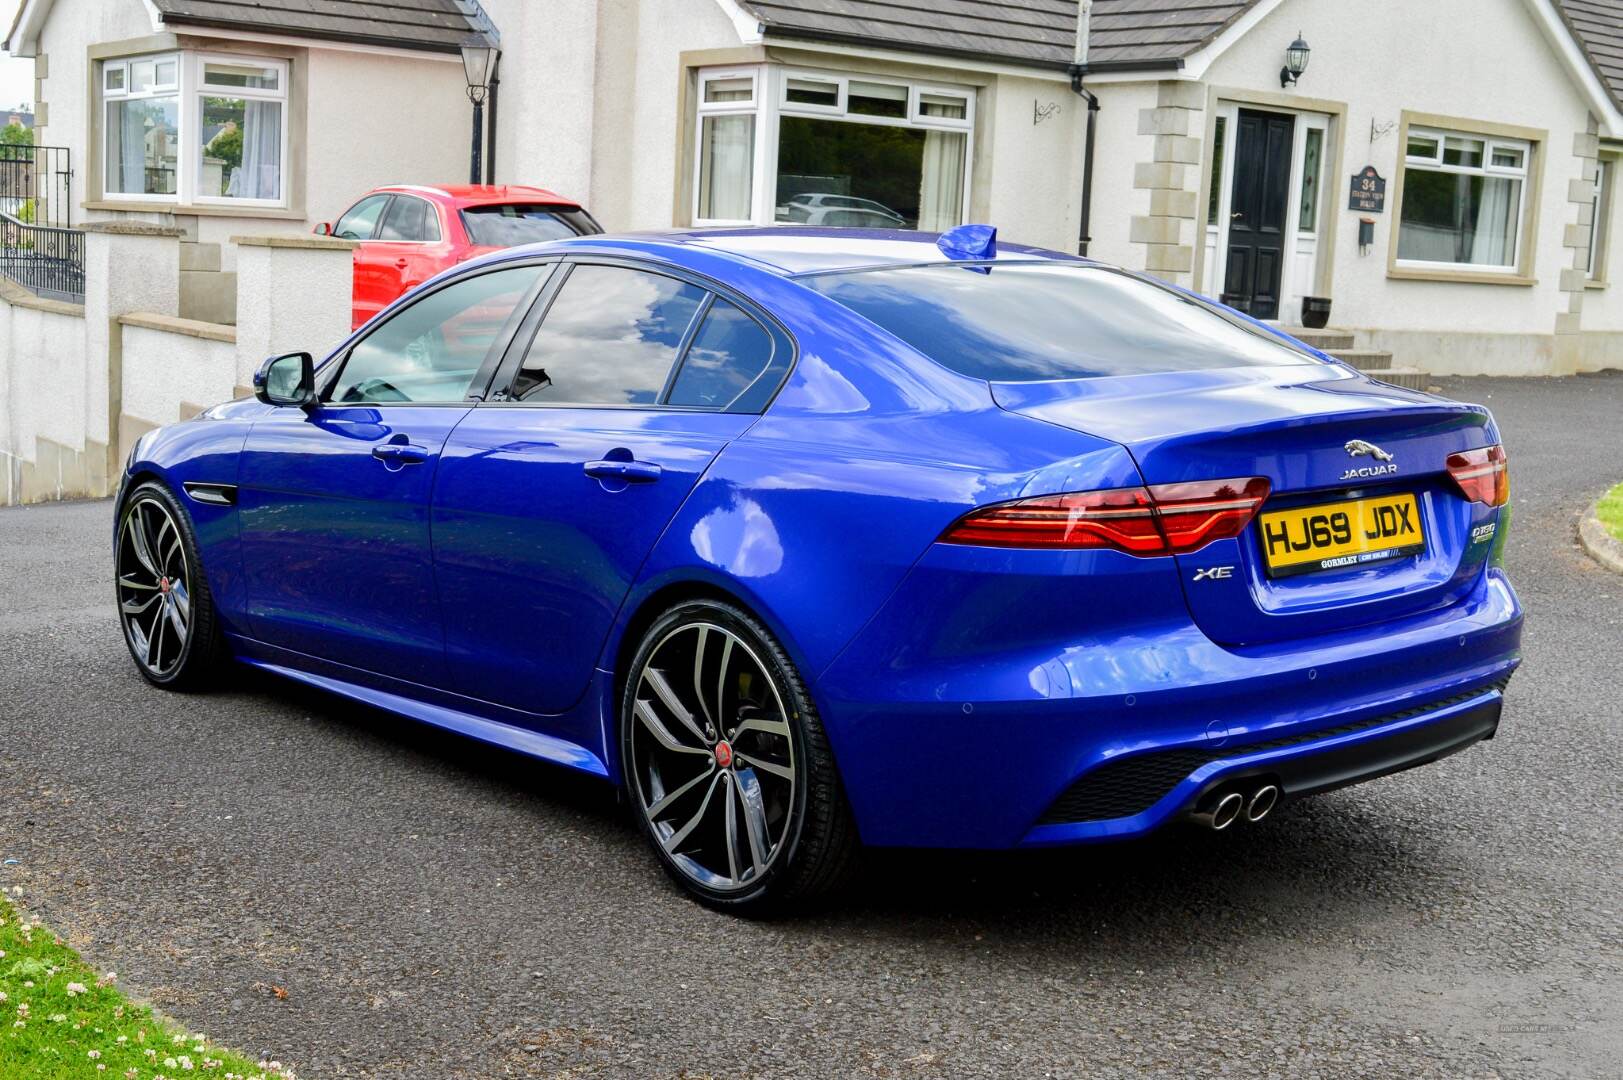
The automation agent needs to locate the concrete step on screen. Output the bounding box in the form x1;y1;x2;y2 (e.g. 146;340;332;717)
1326;348;1392;371
1277;326;1355;351
1370;368;1432;391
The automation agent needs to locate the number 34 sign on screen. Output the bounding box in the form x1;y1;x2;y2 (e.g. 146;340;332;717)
1349;166;1386;212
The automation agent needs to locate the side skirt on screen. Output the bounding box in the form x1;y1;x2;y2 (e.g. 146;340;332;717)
230;638;611;779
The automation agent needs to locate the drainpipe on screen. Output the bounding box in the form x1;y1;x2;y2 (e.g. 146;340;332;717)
1070;0;1099;257
486;55;500;184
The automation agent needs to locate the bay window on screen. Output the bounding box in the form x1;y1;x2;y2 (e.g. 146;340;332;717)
100;52;289;208
1396;125;1531;271
693;65;974;231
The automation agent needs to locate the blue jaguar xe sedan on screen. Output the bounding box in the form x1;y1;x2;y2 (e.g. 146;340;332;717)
116;225;1522;912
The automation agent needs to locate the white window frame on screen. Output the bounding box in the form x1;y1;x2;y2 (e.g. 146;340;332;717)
1395;125;1532;274
1586;157;1612;284
190;53;291;209
692;66;764;227
99;50;290;209
690;63;976;229
101;53;182;203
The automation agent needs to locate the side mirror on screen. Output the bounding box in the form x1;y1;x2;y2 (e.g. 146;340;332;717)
313;221;333;236
254;351;317;410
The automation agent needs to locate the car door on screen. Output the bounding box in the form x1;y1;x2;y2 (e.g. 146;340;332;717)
236;261;548;686
432;259;792;729
331;194;391;328
370;194;451;314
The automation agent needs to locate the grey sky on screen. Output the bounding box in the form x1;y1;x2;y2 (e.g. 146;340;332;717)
1;3;30;113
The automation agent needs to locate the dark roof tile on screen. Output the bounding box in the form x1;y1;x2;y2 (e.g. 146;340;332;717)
1558;0;1623;109
742;0;1258;69
151;0;487;53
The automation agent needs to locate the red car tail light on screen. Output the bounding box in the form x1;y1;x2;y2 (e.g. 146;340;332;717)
1446;444;1509;507
941;477;1270;557
1146;477;1273;554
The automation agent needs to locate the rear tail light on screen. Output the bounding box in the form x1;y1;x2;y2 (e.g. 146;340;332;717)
1446;444;1509;507
941;477;1270;557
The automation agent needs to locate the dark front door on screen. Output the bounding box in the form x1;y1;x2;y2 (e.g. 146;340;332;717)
1222;108;1295;320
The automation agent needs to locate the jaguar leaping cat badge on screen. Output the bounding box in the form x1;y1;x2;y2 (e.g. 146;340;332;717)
1344;439;1395;463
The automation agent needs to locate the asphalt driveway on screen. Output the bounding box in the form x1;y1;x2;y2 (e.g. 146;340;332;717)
2;371;1620;1079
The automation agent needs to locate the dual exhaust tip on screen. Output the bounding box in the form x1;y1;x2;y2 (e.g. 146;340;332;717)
1191;783;1279;831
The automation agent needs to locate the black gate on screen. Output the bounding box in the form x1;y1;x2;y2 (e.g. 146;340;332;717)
0;143;84;304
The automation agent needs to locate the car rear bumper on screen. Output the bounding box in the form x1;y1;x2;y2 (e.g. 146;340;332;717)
816;558;1523;849
1020;676;1506;847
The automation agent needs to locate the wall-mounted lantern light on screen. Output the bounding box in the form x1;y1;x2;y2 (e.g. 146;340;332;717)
1280;33;1310;88
461;37;498;183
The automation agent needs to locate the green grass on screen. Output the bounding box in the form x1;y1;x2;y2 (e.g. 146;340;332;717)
1597;482;1623;543
0;892;296;1080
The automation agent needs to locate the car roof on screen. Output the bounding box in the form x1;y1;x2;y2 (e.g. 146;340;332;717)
372;184;581;208
534;227;1083;276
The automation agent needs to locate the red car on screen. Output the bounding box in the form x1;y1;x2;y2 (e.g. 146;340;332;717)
319;184;601;329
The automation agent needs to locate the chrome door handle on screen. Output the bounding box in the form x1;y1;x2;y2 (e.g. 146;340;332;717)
372;443;429;465
1230;212;1244;220
584;459;662;483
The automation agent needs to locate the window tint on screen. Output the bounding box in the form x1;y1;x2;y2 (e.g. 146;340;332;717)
378;196;439;242
510;265;705;405
668;299;775;409
334;195;389;240
329;265;543;403
461;204;600;246
803;263;1317;381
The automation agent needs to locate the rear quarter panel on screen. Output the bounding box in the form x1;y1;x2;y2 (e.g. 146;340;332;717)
609;276;1145;768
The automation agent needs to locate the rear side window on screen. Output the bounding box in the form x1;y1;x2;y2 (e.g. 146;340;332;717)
802;263;1317;381
668;299;776;409
462;204;602;247
510;264;705;404
378;196;440;242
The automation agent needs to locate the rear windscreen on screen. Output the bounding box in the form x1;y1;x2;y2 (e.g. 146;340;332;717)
801;262;1318;381
461;204;602;247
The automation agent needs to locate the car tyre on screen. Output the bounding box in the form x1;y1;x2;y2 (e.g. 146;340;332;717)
115;480;229;690
620;599;860;915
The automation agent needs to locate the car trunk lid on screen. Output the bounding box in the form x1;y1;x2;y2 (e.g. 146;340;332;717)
992;365;1502;646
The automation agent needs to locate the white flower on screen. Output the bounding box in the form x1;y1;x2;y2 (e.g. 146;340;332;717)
66;981;88;996
88;1049;102;1059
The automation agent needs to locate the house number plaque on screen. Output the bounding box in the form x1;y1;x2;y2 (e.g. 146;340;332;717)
1348;166;1386;213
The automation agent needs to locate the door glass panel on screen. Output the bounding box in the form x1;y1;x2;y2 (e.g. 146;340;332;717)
329;266;543;403
1208;116;1227;225
1298;128;1322;233
378;195;437;241
333;195;390;239
509;264;705;405
667;299;775;409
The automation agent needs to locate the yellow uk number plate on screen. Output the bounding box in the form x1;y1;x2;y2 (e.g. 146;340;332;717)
1257;493;1426;578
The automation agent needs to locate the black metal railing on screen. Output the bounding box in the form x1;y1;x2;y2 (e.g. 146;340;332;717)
0;144;82;303
0;213;85;304
0;143;72;228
